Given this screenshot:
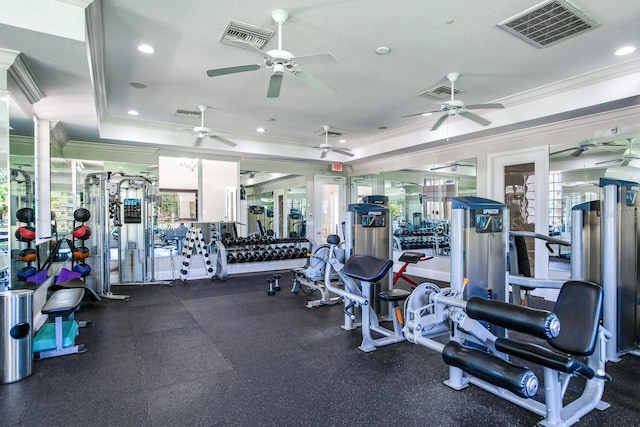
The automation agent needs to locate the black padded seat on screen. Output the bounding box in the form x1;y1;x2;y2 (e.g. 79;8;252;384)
398;251;426;263
379;288;411;302
42;288;84;318
342;254;393;282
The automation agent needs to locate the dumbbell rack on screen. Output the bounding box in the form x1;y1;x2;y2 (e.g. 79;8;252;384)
179;227;215;281
213;236;310;280
394;223;450;256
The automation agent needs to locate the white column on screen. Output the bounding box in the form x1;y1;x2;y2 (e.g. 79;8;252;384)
0;49;20;283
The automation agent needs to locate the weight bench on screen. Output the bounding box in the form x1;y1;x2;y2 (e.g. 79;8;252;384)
33;288;90;359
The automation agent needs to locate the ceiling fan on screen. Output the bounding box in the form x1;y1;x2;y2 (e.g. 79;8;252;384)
190;105;236;147
315;125;354;159
596;138;639;166
430;162;475;171
207;9;337;98
403;72;505;131
551;139;628;157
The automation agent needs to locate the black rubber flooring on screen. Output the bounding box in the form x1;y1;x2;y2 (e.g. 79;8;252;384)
2;271;639;426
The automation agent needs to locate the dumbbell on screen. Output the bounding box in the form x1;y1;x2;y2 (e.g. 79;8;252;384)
267;278;276;296
273;274;281;291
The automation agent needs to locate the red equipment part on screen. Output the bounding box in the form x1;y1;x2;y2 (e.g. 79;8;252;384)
392;251;434;288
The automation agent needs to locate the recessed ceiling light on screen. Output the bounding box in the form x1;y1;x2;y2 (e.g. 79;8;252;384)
615;45;636;56
256;127;266;133
338;139;347;144
421;112;433;117
130;82;147;89
375;46;390;55
137;44;155;54
127;110;139;116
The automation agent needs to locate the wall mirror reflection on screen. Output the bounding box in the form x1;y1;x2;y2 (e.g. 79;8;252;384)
377;158;476;257
241;170;306;239
548;134;640;267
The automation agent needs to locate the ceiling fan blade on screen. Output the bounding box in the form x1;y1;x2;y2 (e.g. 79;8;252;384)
267;73;283;98
207;64;261;77
226;40;275;61
209;135;237;147
293;52;337;66
459;110;491;126
621;159;632;166
551;147;580;156
430;165;453;171
465;103;505;110
571;147;586;157
320;149;328;159
595;159;621;165
431;113;449;131
332;148;354;157
292;70;336;94
402;110;440;119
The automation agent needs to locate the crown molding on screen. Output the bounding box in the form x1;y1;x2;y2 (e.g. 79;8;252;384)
8;53;45;104
85;0;107;123
56;0;94;8
50;120;69;153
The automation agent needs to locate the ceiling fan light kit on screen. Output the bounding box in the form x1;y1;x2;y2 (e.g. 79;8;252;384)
403;72;504;130
315;125;354;159
207;9;337;98
189;104;237;147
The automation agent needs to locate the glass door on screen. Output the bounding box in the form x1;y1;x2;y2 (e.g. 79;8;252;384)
313;175;346;245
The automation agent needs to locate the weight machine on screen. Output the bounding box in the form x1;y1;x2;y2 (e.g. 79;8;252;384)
402;196;611;426
84;173;161;299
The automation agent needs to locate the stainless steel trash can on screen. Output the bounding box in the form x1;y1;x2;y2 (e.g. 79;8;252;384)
1;289;33;384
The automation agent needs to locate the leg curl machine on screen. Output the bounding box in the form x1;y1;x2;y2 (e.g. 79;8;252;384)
404;279;611;426
323;234;410;352
402;196;610;426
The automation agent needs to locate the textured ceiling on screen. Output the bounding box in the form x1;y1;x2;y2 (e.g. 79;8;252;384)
2;0;640;164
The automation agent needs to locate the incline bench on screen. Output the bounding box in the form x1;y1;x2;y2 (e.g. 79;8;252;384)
33;288;90;359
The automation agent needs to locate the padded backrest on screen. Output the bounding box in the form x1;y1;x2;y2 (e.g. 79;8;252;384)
549;280;603;356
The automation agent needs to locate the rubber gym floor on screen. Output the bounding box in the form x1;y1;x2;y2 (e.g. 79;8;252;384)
2;271;639;427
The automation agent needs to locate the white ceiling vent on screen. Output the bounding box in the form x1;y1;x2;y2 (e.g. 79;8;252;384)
175;109;201;118
420;85;461;100
219;20;275;49
498;0;598;48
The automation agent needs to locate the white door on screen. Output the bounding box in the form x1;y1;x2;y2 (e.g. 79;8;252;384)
313;175;347;245
350;176;376;203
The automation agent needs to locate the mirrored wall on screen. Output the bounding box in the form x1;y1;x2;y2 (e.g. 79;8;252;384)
548;133;640;259
241;170;306;239
353;158;477;258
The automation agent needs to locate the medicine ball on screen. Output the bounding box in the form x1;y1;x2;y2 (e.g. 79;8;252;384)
73;208;91;222
15;226;36;242
72;246;91;260
16;207;35;223
18;248;37;263
72;224;92;240
72;263;91;277
17;266;37;282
